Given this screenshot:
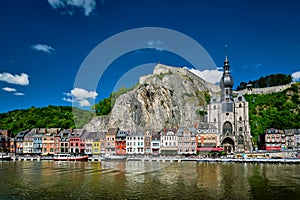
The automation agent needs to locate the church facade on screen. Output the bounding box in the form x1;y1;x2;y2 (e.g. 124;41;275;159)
207;57;253;153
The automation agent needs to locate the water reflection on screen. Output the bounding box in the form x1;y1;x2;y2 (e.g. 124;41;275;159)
0;161;300;199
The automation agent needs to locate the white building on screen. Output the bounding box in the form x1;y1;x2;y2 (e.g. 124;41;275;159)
151;132;161;155
160;129;178;155
126;132;144;154
207;57;253;153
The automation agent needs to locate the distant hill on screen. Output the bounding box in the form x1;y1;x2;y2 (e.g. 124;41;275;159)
236;74;292;91
244;83;300;143
0;105;95;135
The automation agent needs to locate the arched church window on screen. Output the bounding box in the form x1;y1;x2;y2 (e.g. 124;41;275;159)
238;135;244;144
239;116;242;121
214;105;216;109
223;122;233;135
214;118;216;122
239;127;243;132
239;103;242;108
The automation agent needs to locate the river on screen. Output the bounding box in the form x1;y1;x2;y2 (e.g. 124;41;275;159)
0;161;300;199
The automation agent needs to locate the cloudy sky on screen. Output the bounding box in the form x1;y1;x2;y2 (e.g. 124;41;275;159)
0;0;299;113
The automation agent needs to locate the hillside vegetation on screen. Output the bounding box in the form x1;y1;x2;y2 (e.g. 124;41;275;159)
236;74;292;91
0;106;95;135
92;84;139;116
244;83;300;143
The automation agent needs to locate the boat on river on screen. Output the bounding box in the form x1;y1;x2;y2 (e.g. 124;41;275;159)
53;154;88;161
0;153;11;161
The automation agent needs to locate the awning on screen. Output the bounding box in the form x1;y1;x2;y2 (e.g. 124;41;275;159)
265;146;281;151
197;147;224;152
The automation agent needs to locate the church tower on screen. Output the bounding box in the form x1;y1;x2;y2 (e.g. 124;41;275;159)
207;56;252;153
220;56;234;103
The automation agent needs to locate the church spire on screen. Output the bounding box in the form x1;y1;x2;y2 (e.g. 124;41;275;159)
223;55;230;73
220;50;234;102
223;45;230;73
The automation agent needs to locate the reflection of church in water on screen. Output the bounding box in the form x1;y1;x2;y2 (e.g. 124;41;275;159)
207;57;253;153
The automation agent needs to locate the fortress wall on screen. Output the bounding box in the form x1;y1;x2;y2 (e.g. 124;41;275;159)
140;64;221;93
239;84;291;95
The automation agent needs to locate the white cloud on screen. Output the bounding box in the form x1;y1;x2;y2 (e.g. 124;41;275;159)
14;92;25;96
31;44;55;54
69;88;98;100
79;99;91;107
48;0;97;16
292;71;300;82
0;72;29;85
2;86;25;96
146;40;165;51
63;87;98;107
62;97;74;103
188;68;223;84
2;87;17;92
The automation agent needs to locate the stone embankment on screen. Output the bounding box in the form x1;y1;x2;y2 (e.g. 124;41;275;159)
88;156;300;164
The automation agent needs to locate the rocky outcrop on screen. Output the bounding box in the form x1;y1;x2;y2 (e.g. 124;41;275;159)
83;64;221;131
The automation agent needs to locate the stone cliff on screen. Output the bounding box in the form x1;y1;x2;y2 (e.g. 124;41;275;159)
83;64;221;131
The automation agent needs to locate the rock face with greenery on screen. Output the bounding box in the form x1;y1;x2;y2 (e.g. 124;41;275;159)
244;83;300;143
85;64;220;131
0;106;95;135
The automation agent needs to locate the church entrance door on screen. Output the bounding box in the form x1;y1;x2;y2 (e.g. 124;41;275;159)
221;137;235;153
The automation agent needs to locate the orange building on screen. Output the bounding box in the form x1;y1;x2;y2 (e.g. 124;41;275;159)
106;128;118;155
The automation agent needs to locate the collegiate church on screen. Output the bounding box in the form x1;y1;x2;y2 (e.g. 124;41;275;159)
207;57;253;153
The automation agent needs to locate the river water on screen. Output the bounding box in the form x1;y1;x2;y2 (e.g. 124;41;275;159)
0;161;300;199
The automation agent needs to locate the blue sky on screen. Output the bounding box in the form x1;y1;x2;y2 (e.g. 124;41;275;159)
0;0;300;113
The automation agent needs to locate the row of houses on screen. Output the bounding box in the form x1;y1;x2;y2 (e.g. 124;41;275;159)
1;123;222;156
2;126;300;156
258;128;300;151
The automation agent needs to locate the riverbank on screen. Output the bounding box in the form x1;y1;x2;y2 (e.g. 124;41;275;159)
4;156;300;164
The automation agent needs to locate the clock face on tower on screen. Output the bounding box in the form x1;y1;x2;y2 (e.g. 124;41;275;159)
223;122;233;135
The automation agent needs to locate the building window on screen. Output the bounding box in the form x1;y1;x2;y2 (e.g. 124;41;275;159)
239;116;242;121
223;122;233;135
238;135;244;144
